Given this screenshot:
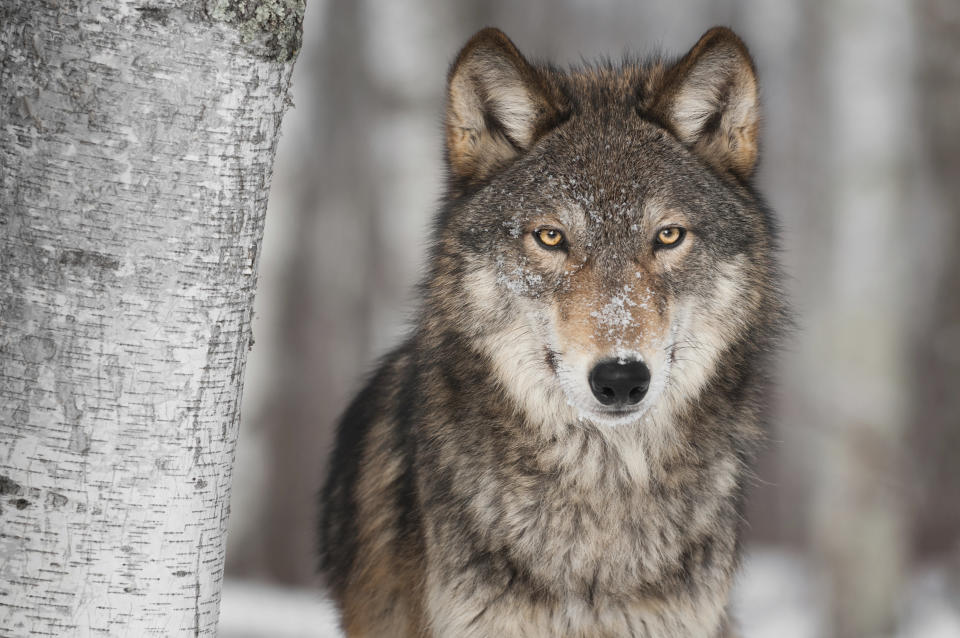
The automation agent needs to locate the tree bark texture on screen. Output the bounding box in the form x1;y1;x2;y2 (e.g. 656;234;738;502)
0;1;302;635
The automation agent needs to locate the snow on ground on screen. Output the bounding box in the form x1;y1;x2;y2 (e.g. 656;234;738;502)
219;547;960;638
730;548;826;638
218;580;343;638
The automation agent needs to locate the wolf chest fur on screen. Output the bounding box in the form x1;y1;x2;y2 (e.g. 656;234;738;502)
320;25;785;638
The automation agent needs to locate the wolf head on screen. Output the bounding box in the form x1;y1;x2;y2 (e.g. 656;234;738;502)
429;27;781;431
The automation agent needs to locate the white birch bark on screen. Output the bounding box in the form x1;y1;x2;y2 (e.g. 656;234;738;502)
0;1;303;635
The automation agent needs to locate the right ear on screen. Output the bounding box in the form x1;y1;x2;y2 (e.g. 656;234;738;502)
647;27;760;179
445;28;567;186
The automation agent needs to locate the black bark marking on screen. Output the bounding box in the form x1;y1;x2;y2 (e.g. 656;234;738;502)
134;6;171;25
45;492;68;508
57;248;120;271
0;476;23;496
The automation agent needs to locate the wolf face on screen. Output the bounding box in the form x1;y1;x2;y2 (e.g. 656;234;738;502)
439;28;776;431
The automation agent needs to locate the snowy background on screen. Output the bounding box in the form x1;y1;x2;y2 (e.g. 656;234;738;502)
220;1;960;636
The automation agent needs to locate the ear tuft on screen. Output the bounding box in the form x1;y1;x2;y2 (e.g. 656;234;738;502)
651;27;760;179
445;28;566;186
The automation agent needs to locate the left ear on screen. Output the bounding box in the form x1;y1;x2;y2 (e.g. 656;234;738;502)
650;27;760;179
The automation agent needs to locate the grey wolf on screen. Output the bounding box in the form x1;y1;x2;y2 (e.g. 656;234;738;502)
320;25;786;638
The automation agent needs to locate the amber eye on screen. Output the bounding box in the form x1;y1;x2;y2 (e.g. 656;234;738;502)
534;228;566;249
656;226;685;247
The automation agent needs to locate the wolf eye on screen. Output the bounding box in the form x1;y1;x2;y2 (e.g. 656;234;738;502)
656;226;685;247
534;228;566;249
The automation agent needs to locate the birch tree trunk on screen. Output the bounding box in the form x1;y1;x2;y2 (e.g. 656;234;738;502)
0;1;303;635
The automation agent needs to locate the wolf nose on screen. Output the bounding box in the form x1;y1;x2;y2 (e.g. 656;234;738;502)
589;359;651;407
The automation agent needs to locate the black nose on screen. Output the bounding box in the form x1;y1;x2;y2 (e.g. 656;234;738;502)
588;359;651;407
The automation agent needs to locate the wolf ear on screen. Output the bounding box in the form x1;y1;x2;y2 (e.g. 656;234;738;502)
650;27;760;179
445;28;566;185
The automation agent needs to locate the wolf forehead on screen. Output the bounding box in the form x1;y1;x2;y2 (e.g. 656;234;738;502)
472;124;726;222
